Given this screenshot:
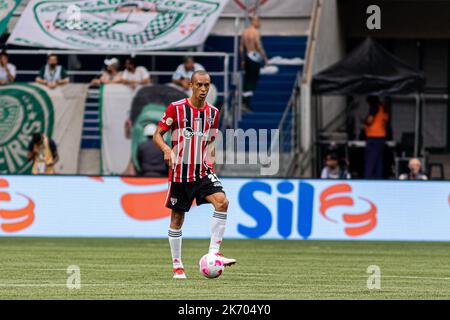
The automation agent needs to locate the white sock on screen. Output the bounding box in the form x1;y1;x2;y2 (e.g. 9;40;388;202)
168;228;183;268
209;211;227;254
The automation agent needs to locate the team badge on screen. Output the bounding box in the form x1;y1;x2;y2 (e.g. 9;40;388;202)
0;84;54;174
170;197;178;205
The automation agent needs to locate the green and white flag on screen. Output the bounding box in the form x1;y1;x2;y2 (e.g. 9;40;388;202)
7;0;228;51
0;0;20;36
0;83;88;174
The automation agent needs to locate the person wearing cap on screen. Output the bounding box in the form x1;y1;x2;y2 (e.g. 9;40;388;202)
136;123;168;177
90;57;122;86
320;153;351;179
172;56;205;94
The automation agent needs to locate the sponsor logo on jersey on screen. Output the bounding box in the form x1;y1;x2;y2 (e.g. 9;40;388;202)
182;127;205;139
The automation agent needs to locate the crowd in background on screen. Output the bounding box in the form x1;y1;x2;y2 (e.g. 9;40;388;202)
0;6;440;181
1;49;207;94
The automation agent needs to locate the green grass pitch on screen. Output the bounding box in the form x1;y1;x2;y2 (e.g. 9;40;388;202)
0;237;449;299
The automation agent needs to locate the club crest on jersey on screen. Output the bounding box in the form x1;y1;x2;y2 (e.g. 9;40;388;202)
170;197;178;205
207;117;214;125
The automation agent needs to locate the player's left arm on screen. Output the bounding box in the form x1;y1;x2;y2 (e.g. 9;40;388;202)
206;111;220;166
206;143;216;166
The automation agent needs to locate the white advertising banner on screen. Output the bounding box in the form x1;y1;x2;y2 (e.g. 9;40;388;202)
0;176;449;241
222;0;313;17
0;83;87;174
7;0;229;50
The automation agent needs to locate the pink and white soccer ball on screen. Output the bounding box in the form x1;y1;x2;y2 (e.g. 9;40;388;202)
199;253;225;278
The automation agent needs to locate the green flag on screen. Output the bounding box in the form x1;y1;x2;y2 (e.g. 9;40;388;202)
0;0;20;37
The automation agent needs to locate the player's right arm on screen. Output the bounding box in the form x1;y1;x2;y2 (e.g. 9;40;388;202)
153;127;175;168
153;104;177;168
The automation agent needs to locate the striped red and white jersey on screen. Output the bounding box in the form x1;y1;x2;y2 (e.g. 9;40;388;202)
158;98;219;183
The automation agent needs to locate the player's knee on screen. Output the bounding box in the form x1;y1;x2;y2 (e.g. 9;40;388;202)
170;220;183;229
170;211;184;229
215;197;229;212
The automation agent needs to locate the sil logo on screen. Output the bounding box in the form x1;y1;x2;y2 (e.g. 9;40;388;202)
238;181;377;239
320;183;377;237
0;178;35;233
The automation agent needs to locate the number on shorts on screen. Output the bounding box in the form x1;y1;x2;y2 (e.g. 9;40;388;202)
208;173;219;182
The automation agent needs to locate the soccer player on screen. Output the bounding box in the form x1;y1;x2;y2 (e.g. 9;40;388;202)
153;70;236;279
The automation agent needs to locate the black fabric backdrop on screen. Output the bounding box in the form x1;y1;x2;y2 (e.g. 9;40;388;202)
312;38;425;95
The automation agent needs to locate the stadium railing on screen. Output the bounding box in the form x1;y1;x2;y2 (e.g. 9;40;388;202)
7;49;234;129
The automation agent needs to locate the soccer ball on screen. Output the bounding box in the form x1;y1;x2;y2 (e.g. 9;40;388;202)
199;253;225;278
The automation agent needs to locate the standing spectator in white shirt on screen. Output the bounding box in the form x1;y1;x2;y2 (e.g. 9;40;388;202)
172;56;205;94
0;51;16;85
121;57;151;89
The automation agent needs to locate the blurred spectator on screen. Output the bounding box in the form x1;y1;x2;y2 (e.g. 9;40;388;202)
90;57;122;86
364;96;389;178
137;123;168;177
172;56;205;94
36;54;70;89
27;133;59;174
0;51;16;85
121;57;151;89
399;158;428;180
321;153;351;179
240;16;268;112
